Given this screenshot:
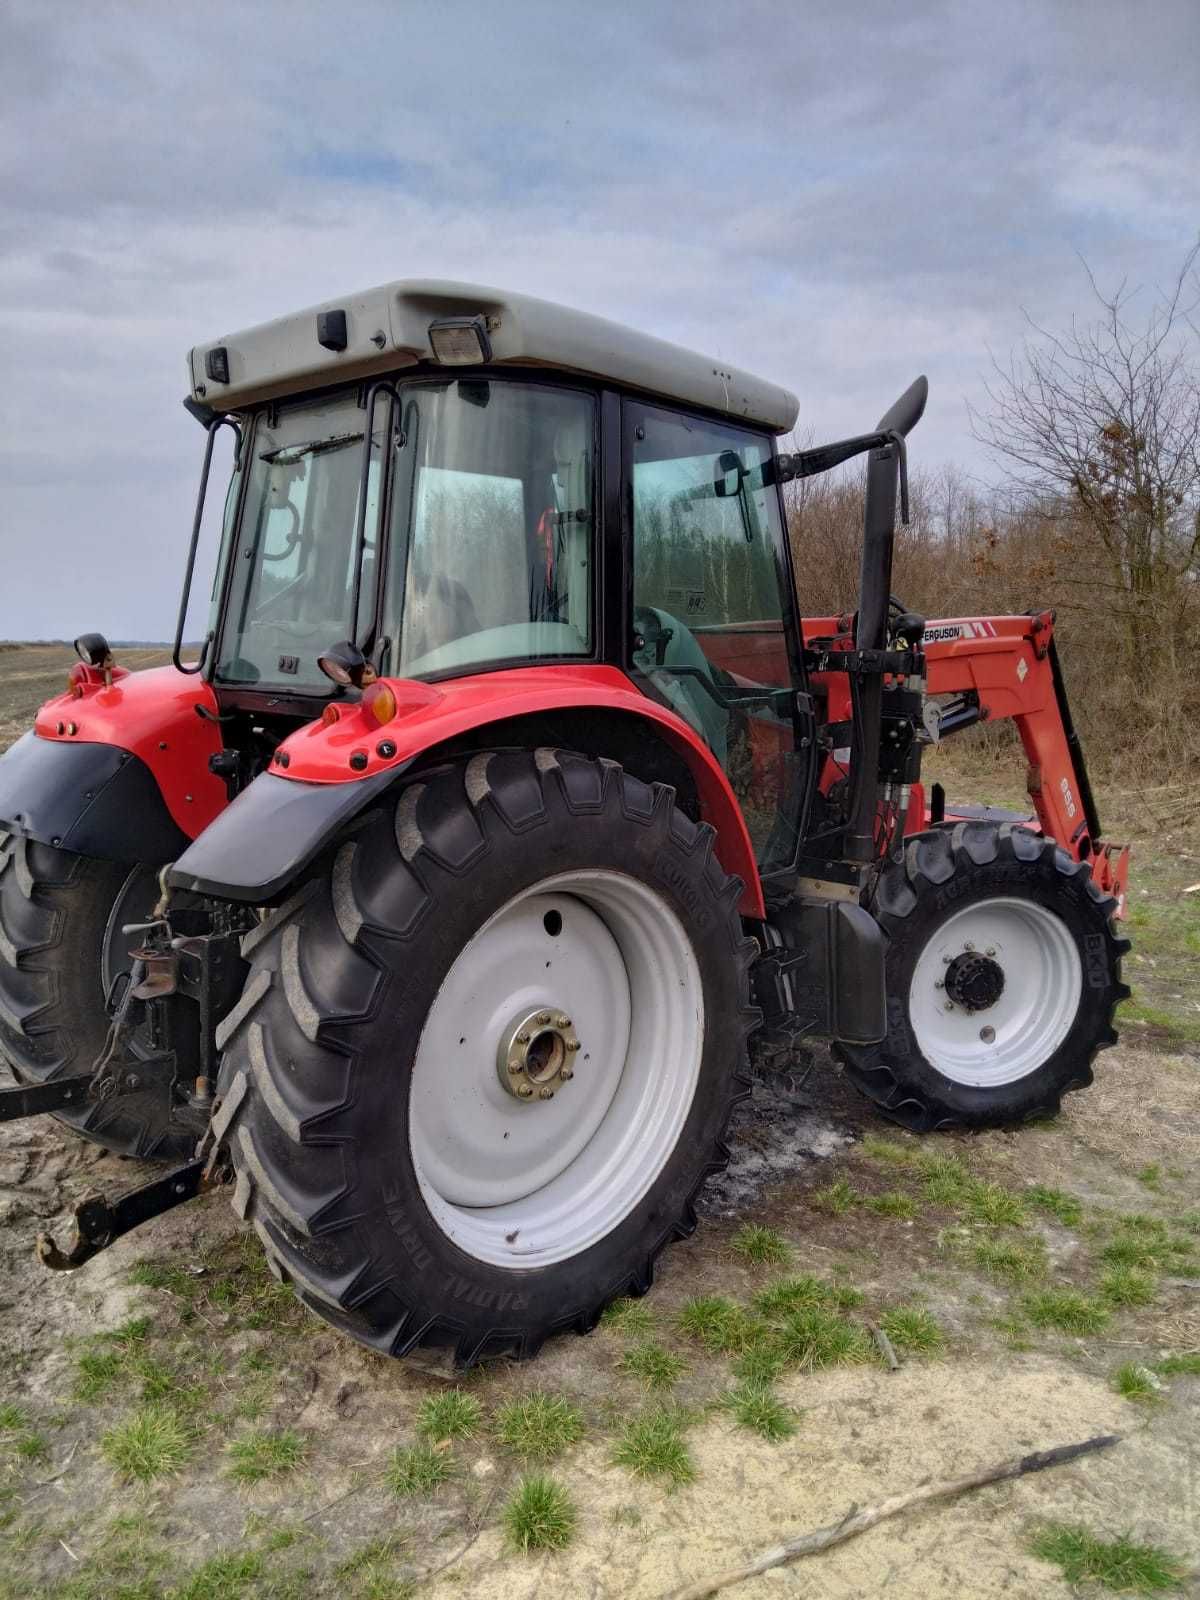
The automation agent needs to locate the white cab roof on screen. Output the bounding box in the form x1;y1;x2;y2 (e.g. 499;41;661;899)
187;279;799;433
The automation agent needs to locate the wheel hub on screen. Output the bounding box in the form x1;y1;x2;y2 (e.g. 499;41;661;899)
944;950;1005;1012
497;1007;581;1101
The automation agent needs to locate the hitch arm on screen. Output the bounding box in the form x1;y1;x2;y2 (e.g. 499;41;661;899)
36;1158;208;1271
0;1074;95;1123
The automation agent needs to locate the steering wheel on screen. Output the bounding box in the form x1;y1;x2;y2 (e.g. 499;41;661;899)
633;605;675;667
261;501;302;562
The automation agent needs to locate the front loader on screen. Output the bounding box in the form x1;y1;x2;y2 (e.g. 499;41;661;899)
0;281;1129;1364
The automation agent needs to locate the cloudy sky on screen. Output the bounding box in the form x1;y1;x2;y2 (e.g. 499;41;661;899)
1;0;1197;640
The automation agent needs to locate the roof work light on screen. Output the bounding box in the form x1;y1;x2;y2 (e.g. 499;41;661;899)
428;315;492;366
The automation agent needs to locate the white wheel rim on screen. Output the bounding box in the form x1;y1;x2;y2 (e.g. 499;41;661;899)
908;897;1082;1087
409;870;704;1268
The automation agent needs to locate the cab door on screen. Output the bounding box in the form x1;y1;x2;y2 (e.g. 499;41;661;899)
625;400;810;870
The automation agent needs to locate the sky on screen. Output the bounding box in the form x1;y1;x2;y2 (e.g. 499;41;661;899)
0;0;1197;640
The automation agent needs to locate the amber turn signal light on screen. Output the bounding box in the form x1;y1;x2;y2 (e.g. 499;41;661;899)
363;683;397;725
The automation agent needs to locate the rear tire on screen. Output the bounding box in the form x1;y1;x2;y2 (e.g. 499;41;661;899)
214;749;758;1365
839;822;1129;1131
0;829;197;1161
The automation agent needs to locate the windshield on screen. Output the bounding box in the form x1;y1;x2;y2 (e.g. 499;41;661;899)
214;394;381;689
384;380;594;677
212;378;594;692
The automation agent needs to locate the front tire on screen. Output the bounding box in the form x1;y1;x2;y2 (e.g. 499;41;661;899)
214;749;758;1365
839;822;1129;1131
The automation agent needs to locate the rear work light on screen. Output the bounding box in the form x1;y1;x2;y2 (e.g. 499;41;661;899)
428;314;492;366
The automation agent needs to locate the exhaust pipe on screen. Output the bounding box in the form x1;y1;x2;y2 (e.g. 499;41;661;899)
844;376;928;865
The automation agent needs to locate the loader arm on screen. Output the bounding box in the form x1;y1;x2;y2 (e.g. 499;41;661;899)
801;609;1130;914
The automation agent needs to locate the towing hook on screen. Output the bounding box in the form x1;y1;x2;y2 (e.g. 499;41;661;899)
36;1158;214;1272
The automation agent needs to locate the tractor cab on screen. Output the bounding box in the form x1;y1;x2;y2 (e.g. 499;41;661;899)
181;283;812;872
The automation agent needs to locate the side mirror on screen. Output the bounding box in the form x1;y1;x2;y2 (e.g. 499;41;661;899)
713;449;745;498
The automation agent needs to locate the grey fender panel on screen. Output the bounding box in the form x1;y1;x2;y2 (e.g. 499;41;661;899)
0;732;190;865
166;769;397;901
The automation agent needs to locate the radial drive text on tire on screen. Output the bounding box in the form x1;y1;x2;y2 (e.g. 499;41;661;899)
214;750;759;1365
0;830;197;1161
839;821;1129;1131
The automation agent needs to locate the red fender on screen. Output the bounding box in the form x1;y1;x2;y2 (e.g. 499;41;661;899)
274;665;766;916
34;665;226;837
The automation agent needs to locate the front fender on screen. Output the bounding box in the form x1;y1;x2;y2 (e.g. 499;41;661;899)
169;665;765;914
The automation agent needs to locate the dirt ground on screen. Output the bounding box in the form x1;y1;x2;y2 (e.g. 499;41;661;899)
1;644;1198;1597
2;1035;1198;1599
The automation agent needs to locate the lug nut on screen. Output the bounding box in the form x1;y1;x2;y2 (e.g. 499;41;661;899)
561;1066;574;1080
538;1087;555;1100
934;980;944;990
944;1000;955;1011
556;1015;571;1028
566;1039;580;1052
537;1011;552;1026
985;946;996;956
517;1084;534;1098
516;1031;530;1045
507;1060;521;1075
964;941;975;951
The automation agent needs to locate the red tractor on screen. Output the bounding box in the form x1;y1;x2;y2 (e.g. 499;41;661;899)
0;282;1128;1365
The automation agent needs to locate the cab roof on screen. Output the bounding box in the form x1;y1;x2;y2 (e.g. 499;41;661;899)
187;278;800;434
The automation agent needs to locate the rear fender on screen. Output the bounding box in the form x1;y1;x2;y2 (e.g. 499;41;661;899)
168;665;765;914
0;666;226;864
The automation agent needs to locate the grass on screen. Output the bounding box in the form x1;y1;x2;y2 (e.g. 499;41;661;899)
1138;1163;1163;1191
226;1429;307;1484
753;1275;860;1317
0;1404;28;1433
731;1344;788;1386
730;1223;793;1266
723;1382;797;1442
600;1297;655;1336
100;1405;192;1481
1101;1216;1192;1272
416;1389;482;1443
973;1237;1046;1280
494;1393;584;1461
335;1534;411;1599
619;1341;688;1390
172;1550;265;1600
919;1154;974;1208
963;1181;1027;1227
1155;1353;1200;1378
1022;1288;1111;1335
811;1178;857;1214
1030;1522;1187;1592
612;1408;695;1488
1113;1363;1161;1402
879;1306;944;1354
385;1442;452;1498
1026;1184;1084;1228
860;1135;919;1166
503;1475;577;1553
773;1304;876;1370
678;1295;757;1354
1099;1265;1158;1308
864;1191;918;1219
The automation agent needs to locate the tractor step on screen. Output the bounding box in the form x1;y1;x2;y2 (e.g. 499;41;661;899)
36;1158;210;1271
0;1073;95;1124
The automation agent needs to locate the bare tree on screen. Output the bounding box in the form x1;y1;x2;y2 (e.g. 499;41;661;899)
971;243;1200;677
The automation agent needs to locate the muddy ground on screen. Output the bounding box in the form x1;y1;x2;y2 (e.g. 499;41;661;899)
2;1035;1198;1599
